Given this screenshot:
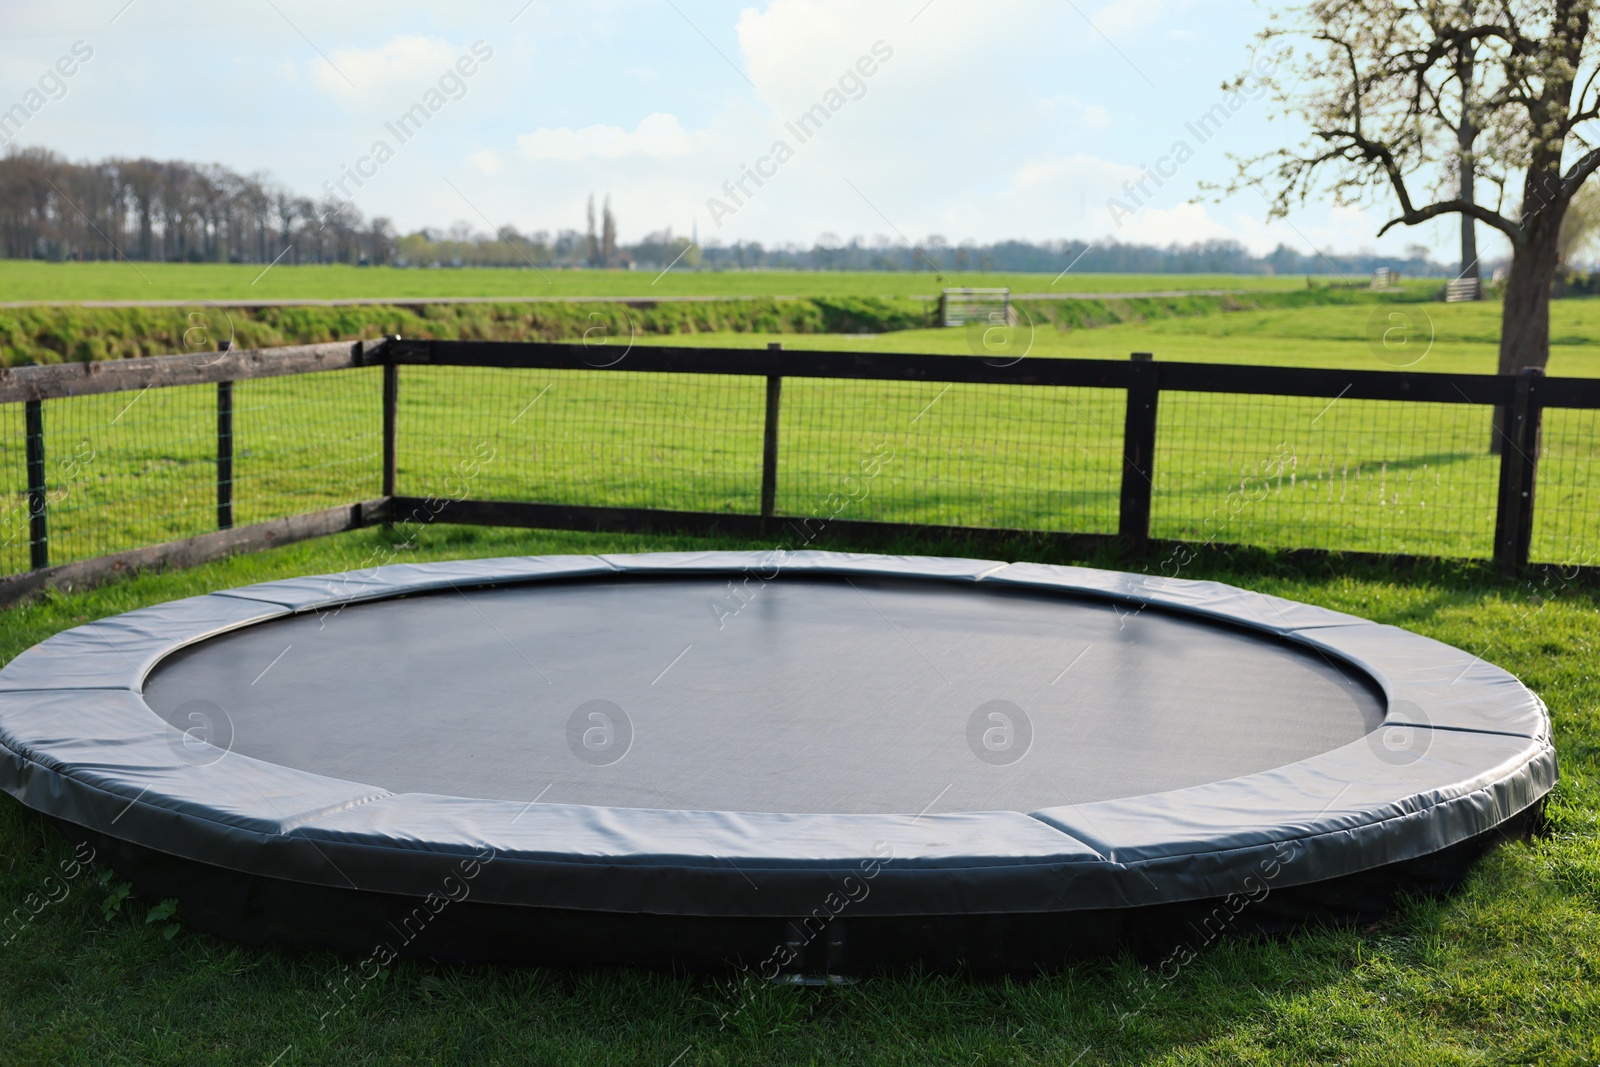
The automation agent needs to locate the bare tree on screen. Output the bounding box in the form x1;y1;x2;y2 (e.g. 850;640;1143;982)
119;158;161;261
1454;0;1484;292
585;194;599;266
601;194;617;266
1233;0;1600;380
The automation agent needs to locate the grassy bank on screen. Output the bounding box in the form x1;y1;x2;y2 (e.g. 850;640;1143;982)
0;262;1343;303
0;296;932;368
1012;282;1439;333
0;285;1440;368
1;523;1596;1065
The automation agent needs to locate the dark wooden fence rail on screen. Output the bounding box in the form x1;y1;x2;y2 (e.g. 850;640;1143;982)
4;334;1599;605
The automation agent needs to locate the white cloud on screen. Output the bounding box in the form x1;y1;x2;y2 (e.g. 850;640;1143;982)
718;0;1110;225
733;0;1049;120
1105;201;1239;246
909;153;1138;241
517;112;692;161
1092;0;1180;38
1227;204;1392;259
1036;95;1112;130
311;34;460;97
735;0;903;113
468;149;504;174
1111;203;1412;258
1013;153;1138;191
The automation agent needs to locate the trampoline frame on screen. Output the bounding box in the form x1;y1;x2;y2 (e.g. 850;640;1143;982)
0;551;1557;972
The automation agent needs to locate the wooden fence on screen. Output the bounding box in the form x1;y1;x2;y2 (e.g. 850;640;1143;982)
2;336;1596;605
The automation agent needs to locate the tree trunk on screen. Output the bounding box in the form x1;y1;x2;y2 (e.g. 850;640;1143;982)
1498;222;1561;377
1491;209;1561;452
1459;151;1479;287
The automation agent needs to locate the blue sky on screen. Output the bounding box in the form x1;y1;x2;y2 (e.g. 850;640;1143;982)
0;0;1498;263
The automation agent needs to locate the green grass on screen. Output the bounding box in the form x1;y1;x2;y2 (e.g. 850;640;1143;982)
6;282;1586;380
0;297;933;368
642;297;1600;378
2;523;1597;1065
0;262;1344;304
0;282;1443;370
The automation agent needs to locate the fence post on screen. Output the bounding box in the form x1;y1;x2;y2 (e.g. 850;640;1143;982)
216;340;234;531
1493;367;1543;571
761;343;783;520
25;398;47;571
1118;352;1159;556
382;337;400;499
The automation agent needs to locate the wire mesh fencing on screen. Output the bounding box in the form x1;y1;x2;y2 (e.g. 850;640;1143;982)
8;385;218;572
2;342;1596;585
1151;393;1502;559
0;368;381;578
392;370;1128;536
231;369;383;526
397;366;766;513
0;402;34;576
1533;407;1600;568
776;379;1123;534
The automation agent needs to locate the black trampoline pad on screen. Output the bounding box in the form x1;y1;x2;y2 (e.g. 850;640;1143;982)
142;576;1384;815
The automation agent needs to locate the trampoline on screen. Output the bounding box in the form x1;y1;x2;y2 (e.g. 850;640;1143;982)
0;551;1556;975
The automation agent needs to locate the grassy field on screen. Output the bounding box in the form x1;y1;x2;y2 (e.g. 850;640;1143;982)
3;296;1597;576
1;523;1596;1065
4;283;1592;380
641;297;1600;377
0;285;1445;369
0;261;1350;304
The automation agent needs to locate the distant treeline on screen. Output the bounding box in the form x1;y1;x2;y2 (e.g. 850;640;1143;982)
0;147;1451;276
700;237;1452;278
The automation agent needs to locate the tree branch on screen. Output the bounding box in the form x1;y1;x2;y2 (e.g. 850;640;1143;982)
1564;146;1600;197
1570;63;1600;128
1377;198;1518;238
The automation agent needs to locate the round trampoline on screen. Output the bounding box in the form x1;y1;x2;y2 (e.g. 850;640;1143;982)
0;551;1556;975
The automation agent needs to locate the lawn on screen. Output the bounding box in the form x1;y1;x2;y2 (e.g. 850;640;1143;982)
0;261;1346;304
634;297;1600;378
1;522;1597;1065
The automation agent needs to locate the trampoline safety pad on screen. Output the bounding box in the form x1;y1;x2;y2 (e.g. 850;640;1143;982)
0;551;1556;974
